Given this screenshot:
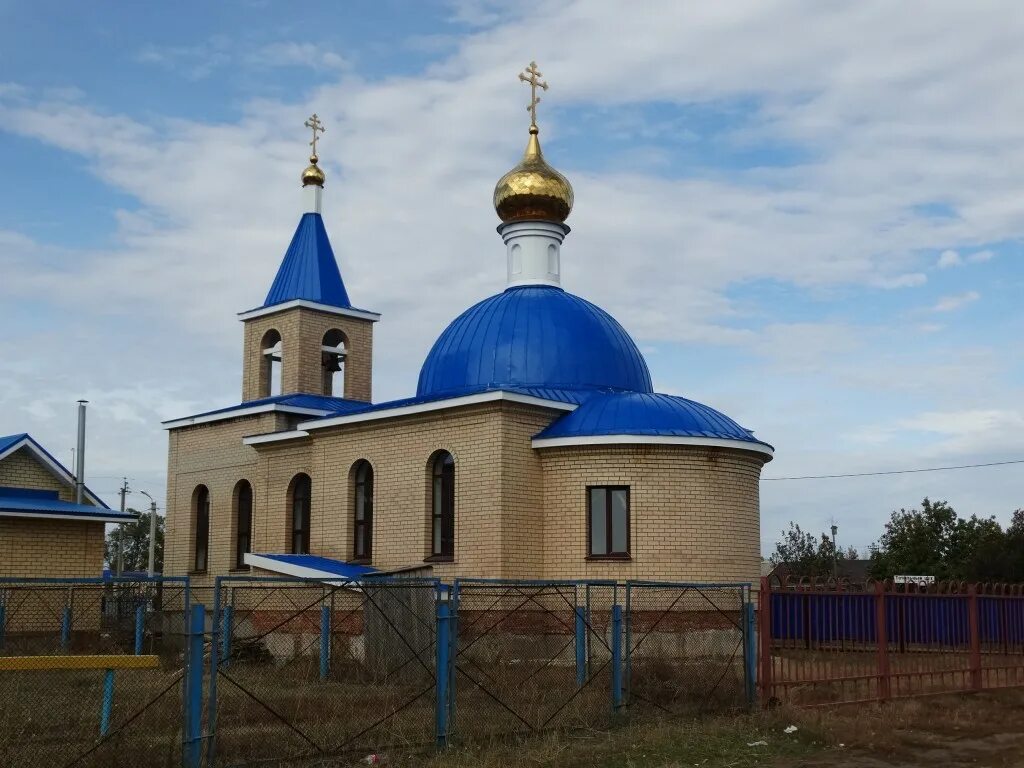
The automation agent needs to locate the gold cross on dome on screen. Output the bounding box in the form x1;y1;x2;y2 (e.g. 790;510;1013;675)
304;113;325;158
518;61;548;128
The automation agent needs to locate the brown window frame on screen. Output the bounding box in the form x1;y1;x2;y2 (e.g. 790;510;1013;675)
586;485;630;560
290;474;312;555
194;486;210;573
352;461;373;561
426;452;455;561
235;481;252;570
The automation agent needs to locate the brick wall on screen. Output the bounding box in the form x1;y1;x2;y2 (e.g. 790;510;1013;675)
241;306;374;402
0;446;105;578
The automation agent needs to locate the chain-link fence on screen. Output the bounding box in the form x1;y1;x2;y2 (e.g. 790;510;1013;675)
208;576;442;766
1;576;756;766
626;582;753;715
0;577;193;768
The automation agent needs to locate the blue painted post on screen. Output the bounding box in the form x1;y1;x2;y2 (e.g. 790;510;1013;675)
134;604;145;655
185;603;205;768
99;669;115;736
320;603;331;681
575;606;586;688
0;604;6;650
221;605;233;669
447;585;458;738
611;604;623;711
61;606;72;651
744;600;757;707
435;601;451;748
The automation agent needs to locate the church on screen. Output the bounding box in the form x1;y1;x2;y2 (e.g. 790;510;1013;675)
163;64;773;587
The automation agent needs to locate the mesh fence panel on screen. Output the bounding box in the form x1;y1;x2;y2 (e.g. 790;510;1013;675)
451;581;618;740
626;583;748;715
0;578;190;768
210;578;440;766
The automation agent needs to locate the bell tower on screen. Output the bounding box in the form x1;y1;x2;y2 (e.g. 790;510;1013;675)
238;114;379;403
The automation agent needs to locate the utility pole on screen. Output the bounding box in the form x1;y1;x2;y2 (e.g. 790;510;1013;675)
831;523;839;578
116;478;130;576
140;490;158;577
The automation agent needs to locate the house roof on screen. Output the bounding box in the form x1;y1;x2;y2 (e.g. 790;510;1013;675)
0;433;109;508
0;490;134;523
162;392;371;429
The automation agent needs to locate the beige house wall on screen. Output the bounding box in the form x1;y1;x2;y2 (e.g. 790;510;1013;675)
539;445;765;583
241;306;374;402
0;446;105;578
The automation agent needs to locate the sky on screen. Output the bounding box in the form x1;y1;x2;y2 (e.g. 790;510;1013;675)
1;0;1021;556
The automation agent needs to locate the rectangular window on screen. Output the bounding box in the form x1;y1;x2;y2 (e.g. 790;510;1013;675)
587;486;630;559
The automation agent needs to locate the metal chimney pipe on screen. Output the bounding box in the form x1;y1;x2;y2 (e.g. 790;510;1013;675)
75;400;88;504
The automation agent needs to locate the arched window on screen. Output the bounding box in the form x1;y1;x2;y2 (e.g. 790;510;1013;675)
290;473;312;555
261;329;283;397
234;480;253;570
352;461;373;561
193;485;210;572
429;451;455;559
321;329;347;397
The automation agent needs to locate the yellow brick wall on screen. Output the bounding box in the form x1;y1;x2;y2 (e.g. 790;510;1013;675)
0;518;105;577
241;306;374;402
0;446;106;578
539;444;766;583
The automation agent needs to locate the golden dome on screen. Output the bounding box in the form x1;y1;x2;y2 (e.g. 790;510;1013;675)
493;125;573;224
301;154;326;187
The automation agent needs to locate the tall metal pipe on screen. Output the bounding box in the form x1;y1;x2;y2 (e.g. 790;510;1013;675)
75;400;88;504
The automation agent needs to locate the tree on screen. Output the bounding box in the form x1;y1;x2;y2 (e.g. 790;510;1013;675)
870;498;958;580
771;522;856;578
104;508;164;573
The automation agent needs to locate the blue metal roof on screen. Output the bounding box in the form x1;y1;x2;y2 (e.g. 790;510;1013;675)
535;391;772;449
0;494;135;521
417;286;653;398
251;553;377;579
166;393;370;424
263;213;351;309
0;433;110;508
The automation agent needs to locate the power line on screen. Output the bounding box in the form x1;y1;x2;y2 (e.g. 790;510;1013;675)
763;458;1024;481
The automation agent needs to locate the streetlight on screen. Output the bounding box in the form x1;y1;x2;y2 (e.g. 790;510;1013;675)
138;490;159;577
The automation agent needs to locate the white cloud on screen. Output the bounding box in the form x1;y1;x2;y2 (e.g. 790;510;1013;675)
253;43;348;72
937;249;962;268
968;250;994;263
931;291;980;312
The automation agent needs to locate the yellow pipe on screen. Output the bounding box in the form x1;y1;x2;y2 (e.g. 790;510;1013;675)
0;654;161;671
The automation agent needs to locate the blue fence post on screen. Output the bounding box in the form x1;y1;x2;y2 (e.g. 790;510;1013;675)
99;668;115;736
743;590;756;707
447;583;459;739
185;603;205;768
221;604;233;669
207;580;221;766
320;603;331;681
61;605;72;651
575;606;586;688
435;600;451;748
611;603;623;711
134;604;145;655
0;603;6;650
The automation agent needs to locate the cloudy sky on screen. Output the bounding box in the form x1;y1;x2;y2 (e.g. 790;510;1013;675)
1;0;1021;555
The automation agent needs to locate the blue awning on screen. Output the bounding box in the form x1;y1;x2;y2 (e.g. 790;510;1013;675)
0;494;136;523
245;553;377;581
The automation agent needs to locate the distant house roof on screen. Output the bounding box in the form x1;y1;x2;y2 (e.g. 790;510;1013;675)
246;552;377;581
768;559;873;584
0;433;108;509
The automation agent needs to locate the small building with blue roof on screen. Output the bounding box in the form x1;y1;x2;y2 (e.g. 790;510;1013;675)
0;433;136;577
162;106;772;588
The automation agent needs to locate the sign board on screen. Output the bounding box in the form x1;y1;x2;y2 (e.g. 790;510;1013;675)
893;575;935;585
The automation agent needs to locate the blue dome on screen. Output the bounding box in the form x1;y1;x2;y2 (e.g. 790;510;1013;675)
536;391;773;453
417;286;653;397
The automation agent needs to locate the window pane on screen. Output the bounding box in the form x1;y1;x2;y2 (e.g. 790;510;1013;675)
356;527;365;557
433;516;442;554
355;485;365;520
611;490;628;553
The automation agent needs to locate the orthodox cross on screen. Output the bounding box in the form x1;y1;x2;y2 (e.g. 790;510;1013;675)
304;113;325;157
518;61;548;128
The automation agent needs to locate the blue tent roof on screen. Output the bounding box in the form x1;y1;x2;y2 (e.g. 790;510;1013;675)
417;286;653;398
535;391;773;450
263;213;351;309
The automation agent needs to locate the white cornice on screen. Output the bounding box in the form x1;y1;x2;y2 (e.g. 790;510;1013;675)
531;434;775;458
243;429;310;446
237;299;381;323
300;390;577;433
162;404;331;430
